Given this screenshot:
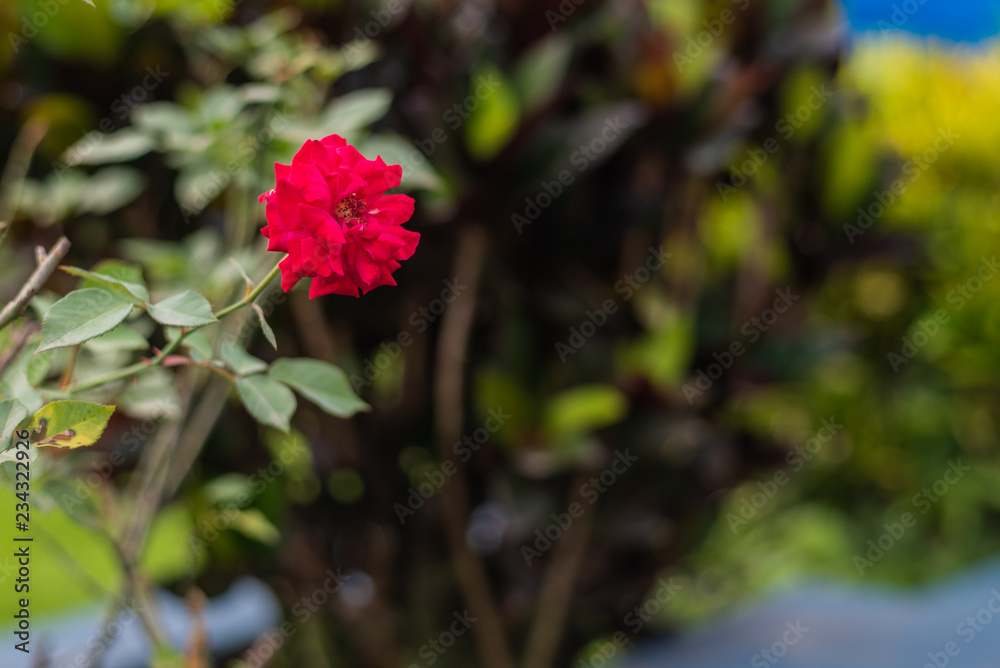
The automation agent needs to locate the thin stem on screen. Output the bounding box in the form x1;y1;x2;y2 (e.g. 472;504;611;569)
110;539;171;652
66;335;186;394
63;256;284;394
521;470;594;668
215;257;284;318
432;225;516;668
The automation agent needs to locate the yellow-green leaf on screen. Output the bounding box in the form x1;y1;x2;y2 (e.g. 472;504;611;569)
29;400;115;449
464;65;521;161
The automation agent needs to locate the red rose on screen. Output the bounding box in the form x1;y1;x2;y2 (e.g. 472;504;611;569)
258;134;420;298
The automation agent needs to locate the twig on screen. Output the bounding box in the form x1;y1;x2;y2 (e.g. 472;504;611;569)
432;225;516;668
164;282;274;497
521;470;594;668
110;539;171;652
0;236;70;332
162;375;233;498
61;256;284;394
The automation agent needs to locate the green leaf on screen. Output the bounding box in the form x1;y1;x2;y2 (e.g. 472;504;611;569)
0;398;29;450
321;88;393;135
38;289;134;352
119;369;181;420
252;304;277;350
26;349;52;385
29;400;115;449
360;133;444;191
75;167;146;216
543;384;628;441
64;129;154;165
203;474;252;505
231;508;281;545
1;342;43;415
148;290;218;328
0;445;37;467
464;65;520;161
140;503;198;583
85;260;149;297
222;341;268;376
270;358;370;418
62;264;148;302
180;329;214;362
236;375;296;432
514;35;573;113
84;323;150;354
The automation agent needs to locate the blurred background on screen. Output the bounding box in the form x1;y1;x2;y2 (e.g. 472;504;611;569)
2;0;1000;666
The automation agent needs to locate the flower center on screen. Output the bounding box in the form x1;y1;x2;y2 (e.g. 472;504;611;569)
335;194;368;224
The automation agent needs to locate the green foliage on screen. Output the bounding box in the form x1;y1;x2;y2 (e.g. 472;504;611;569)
543;384;628;441
513;35;573;113
63;261;149;303
464;65;521;161
0;398;29;450
147;290;218;327
38;289;134;351
269;358;370;418
7;3;1000;667
222;341;269;376
236;374;297;432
